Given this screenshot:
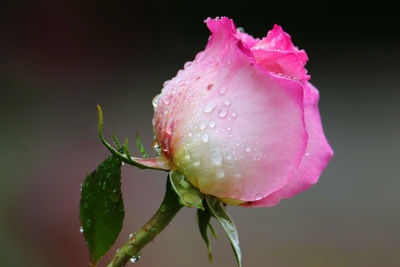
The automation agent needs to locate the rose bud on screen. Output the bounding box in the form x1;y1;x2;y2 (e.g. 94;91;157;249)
147;17;333;206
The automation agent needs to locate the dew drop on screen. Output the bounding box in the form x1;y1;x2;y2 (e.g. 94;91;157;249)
226;154;233;160
216;169;225;178
218;86;227;95
130;255;141;263
188;132;193;137
200;122;206;130
203;102;216;113
102;181;107;191
218;108;228;118
234;173;242;178
184;61;192;69
245;146;252;153
79;226;84;233
152;94;160;108
193;160;200;166
211;149;223;166
109;189;121;203
202;133;210;143
224;98;231;106
231;111;237;118
129;232;136;239
255;193;264;201
160;204;167;213
305;152;310;157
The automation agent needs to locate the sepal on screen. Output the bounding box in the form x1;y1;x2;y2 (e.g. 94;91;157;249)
97;105;170;171
205;196;242;267
169;171;205;210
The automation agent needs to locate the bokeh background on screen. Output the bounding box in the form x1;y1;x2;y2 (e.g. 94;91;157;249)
1;1;399;266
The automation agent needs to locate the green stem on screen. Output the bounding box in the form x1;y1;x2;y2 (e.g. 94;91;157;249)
107;177;182;267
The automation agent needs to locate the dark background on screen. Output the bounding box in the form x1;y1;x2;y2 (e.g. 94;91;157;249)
1;1;399;266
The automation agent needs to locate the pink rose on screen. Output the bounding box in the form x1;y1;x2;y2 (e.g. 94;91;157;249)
149;17;333;206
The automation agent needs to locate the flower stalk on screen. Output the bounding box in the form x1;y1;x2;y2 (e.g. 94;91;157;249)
107;177;182;267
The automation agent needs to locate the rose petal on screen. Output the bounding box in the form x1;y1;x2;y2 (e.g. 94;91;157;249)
244;82;334;207
153;17;308;201
251;25;310;80
235;29;259;49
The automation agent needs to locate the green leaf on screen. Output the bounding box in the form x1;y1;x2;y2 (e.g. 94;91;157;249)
136;132;148;158
205;196;242;267
80;155;125;264
197;207;214;262
169;171;204;210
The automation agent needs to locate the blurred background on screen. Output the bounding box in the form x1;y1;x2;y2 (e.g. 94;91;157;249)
1;1;399;266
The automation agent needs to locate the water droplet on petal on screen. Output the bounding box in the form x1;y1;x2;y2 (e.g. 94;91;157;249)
245;146;252;153
202;133;209;143
218;86;227;95
234;173;242;178
237;27;245;33
226;154;232;160
152;94;160;108
216;169;225;178
305;152;310;157
79;226;84;233
203;102;216;113
188;132;193;137
193;160;200;166
231;111;237;118
200;122;206;130
218;108;228;118
209;121;216;128
211;149;223;166
184;61;192;69
224;98;231;106
255;193;264;201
